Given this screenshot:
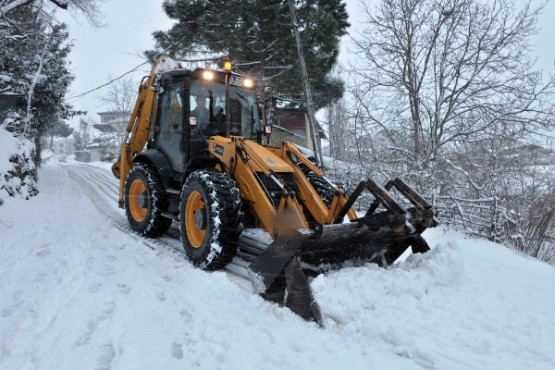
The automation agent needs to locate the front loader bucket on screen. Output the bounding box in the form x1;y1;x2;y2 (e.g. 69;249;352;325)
244;177;436;325
247;234;324;326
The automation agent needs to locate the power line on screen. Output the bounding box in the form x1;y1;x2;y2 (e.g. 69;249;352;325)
65;36;190;102
64;59;150;101
64;52;224;102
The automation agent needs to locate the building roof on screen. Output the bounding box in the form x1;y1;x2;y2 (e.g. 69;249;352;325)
93;123;120;133
97;111;130;116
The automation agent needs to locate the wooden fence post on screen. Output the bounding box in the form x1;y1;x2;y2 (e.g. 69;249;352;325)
490;197;498;242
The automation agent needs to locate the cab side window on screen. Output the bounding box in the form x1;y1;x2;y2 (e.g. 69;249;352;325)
157;84;184;171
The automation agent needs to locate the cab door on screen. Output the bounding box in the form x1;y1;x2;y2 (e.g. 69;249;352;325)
155;82;185;172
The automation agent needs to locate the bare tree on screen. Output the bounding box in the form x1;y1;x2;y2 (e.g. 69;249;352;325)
339;0;555;262
1;0;102;23
327;98;350;160
96;74;137;146
349;0;555;180
97;75;136;116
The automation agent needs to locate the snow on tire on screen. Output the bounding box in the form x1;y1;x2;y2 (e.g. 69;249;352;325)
124;163;172;237
179;169;243;270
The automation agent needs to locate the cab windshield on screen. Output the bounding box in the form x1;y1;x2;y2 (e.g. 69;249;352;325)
189;80;260;140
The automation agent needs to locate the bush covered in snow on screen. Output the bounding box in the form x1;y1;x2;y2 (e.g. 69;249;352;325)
0;115;39;205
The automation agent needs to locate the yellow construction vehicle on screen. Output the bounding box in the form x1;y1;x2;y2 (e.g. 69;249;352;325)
112;56;435;325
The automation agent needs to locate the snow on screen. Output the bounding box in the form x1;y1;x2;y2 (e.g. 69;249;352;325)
1;158;555;370
154;56;180;76
0;125;37;200
0;125;21;174
0;74;13;83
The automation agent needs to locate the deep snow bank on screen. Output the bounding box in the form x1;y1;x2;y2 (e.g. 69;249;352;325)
314;229;555;369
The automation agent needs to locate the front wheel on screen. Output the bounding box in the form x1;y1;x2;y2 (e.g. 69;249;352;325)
124;163;172;237
179;169;243;270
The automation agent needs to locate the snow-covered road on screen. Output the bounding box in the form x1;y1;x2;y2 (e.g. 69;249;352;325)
1;159;554;370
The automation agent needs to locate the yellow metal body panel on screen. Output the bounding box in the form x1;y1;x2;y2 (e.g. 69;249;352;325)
208;136;309;237
271;143;358;225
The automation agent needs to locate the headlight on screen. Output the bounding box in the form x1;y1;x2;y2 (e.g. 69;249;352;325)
243;78;254;89
202;70;214;81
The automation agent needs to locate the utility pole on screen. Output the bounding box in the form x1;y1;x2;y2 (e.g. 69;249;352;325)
288;0;324;168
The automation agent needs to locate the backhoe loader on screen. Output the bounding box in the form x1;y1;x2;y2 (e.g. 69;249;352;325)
112;56;436;325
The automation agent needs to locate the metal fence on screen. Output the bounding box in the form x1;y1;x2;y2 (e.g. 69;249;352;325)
351;190;519;243
430;194;519;243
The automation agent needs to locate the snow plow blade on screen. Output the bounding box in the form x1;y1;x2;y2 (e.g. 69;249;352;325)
245;177;436;326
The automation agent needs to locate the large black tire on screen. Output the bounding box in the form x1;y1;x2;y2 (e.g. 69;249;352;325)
307;173;335;207
124;163;172;237
179;169;243;270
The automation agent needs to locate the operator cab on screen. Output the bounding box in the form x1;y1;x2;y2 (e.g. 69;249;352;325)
189;69;259;140
152;66;260;174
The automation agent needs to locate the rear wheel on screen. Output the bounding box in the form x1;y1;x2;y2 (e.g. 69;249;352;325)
179;169;243;270
124;163;172;236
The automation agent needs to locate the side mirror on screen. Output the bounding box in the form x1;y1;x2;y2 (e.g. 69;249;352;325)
263;124;272;136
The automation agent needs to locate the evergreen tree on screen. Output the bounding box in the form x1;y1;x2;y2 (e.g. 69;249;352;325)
0;2;75;202
0;3;74;165
148;0;349;109
1;0;101;203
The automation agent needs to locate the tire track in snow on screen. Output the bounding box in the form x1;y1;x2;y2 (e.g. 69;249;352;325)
65;164;119;202
64;164;182;253
63;163;252;286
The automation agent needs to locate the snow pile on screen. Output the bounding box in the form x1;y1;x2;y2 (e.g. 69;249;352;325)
313;231;555;369
0;160;554;370
0;119;38;204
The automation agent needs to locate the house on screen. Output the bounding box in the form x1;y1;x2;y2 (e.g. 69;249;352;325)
268;98;326;151
75;142;102;162
270;106;309;148
49;136;75;156
94;111;129;133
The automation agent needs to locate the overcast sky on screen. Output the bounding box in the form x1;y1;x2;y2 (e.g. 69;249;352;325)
60;0;173;125
60;0;555;126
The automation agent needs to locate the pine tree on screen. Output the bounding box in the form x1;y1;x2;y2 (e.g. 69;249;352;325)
148;0;349;109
